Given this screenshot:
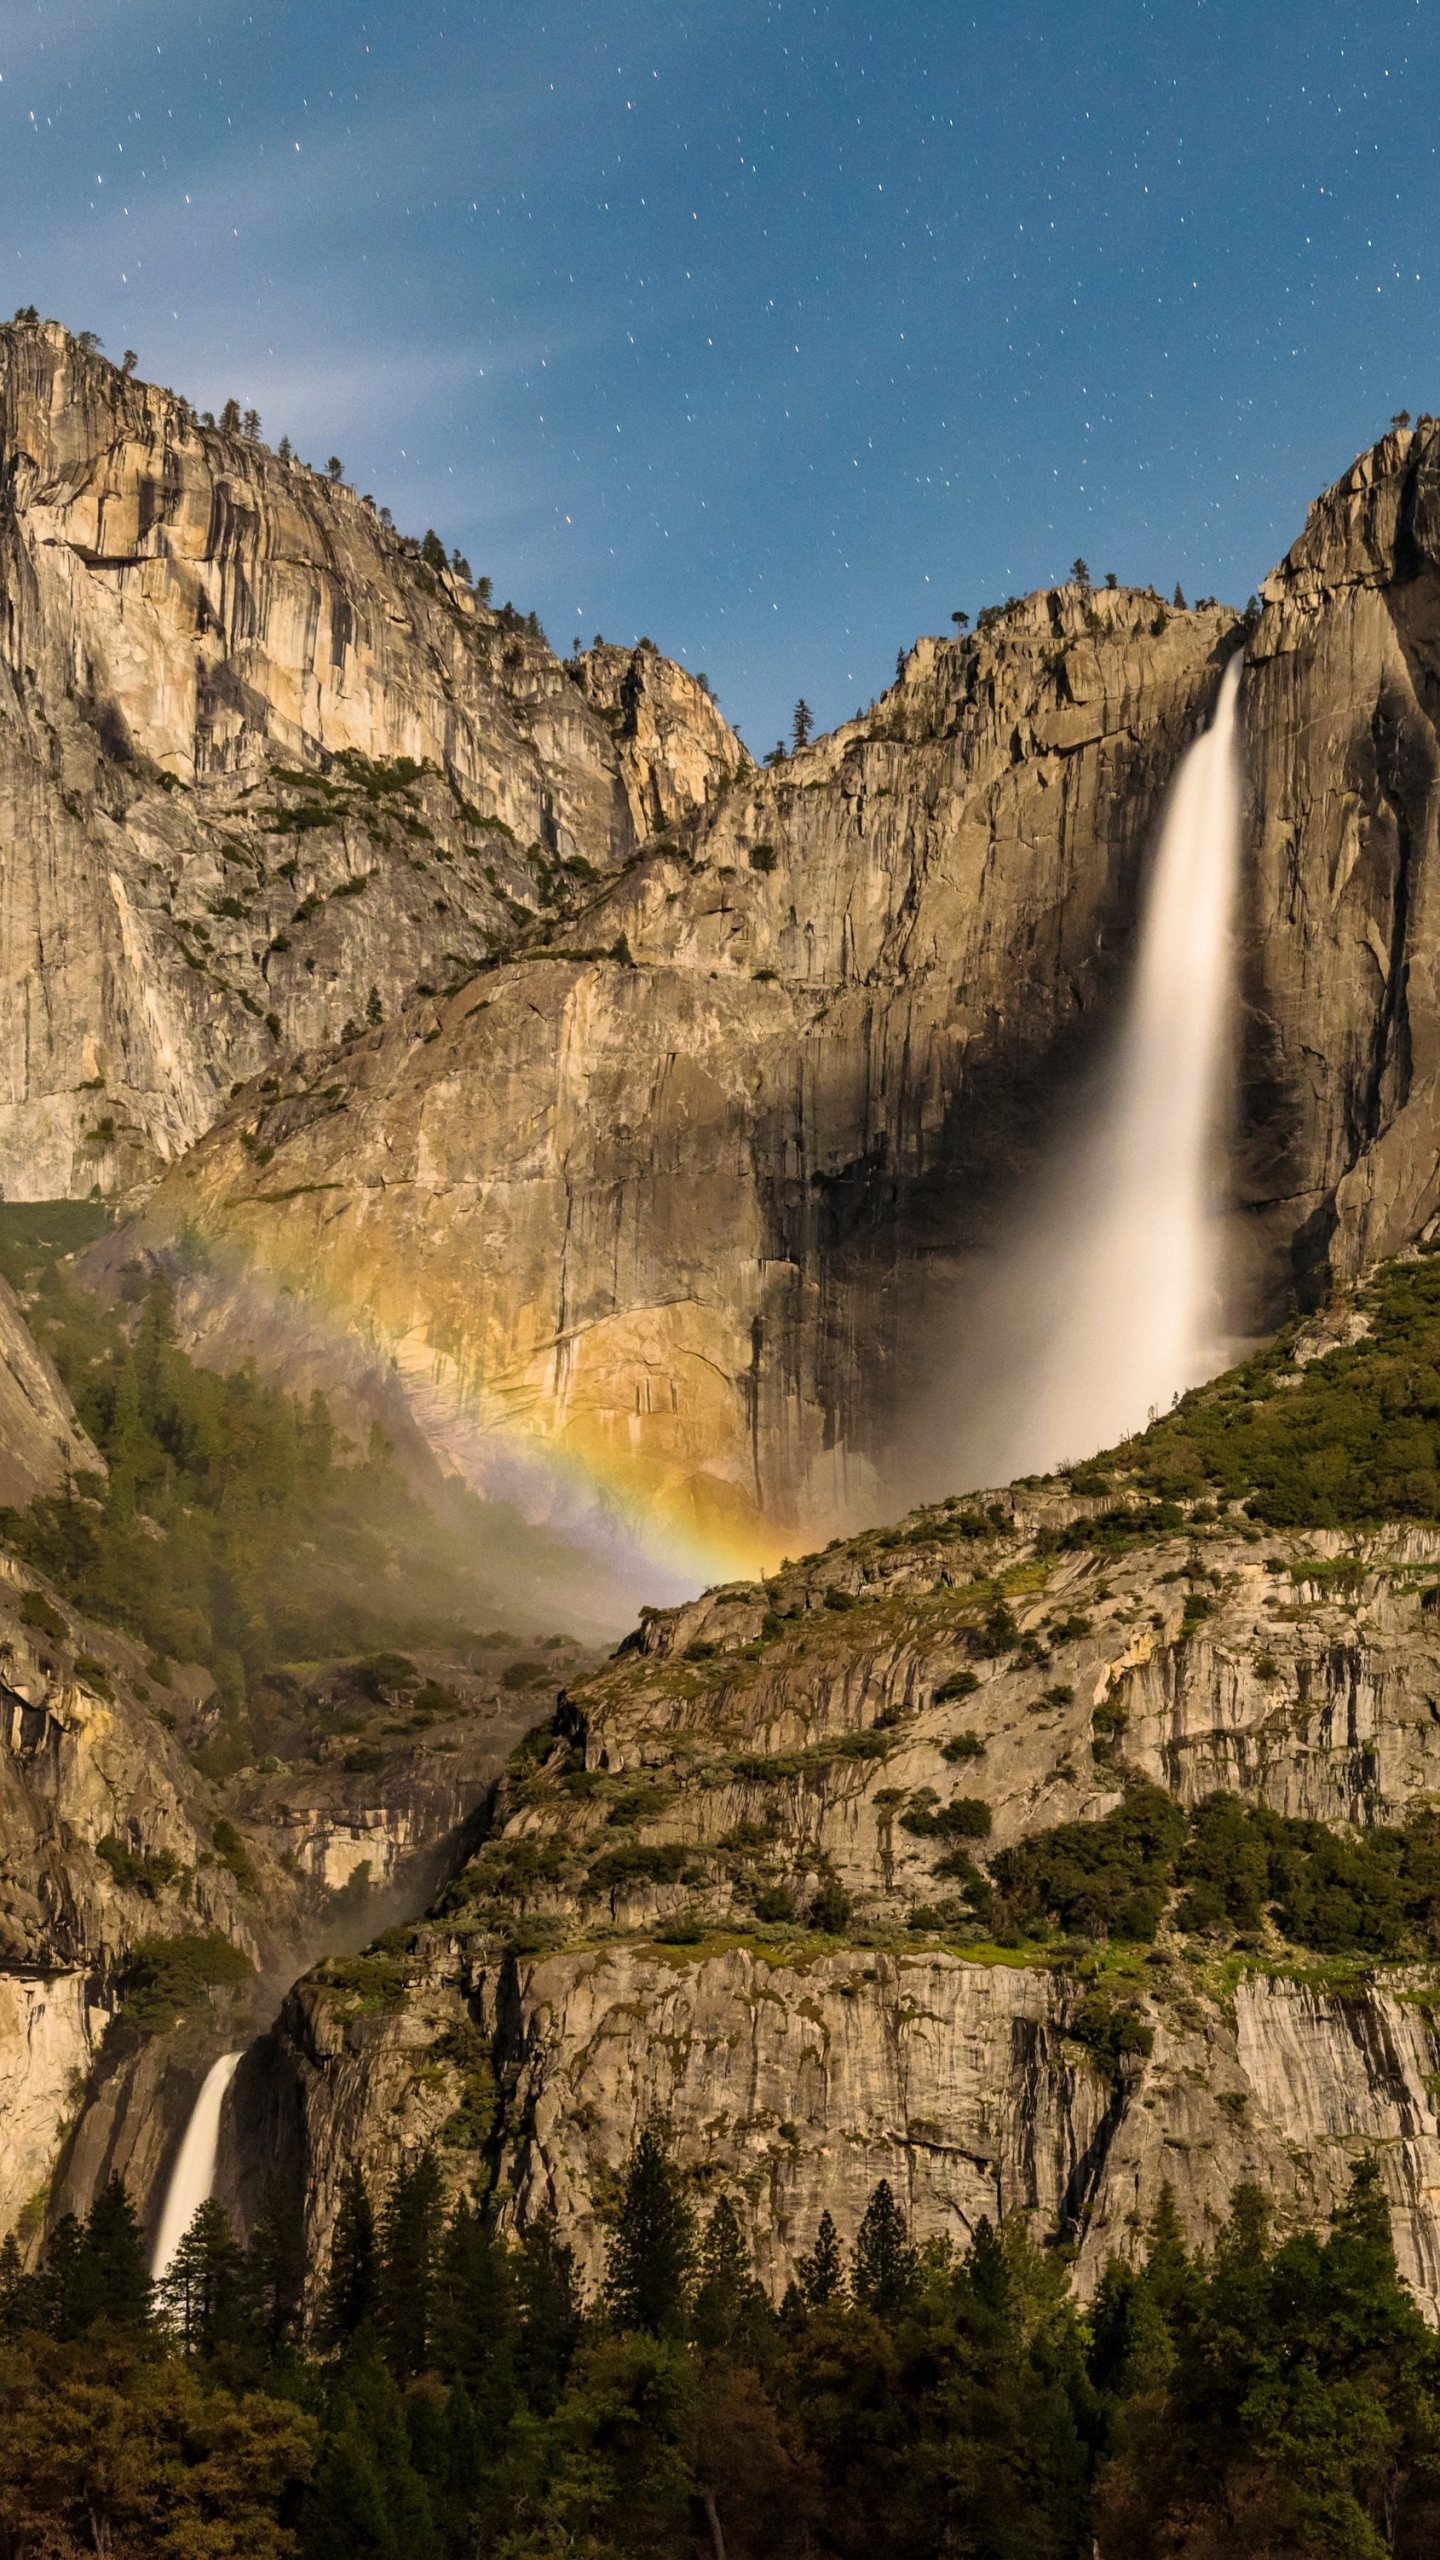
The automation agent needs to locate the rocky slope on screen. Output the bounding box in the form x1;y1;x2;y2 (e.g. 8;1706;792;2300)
0;317;740;1200
249;1265;1440;2316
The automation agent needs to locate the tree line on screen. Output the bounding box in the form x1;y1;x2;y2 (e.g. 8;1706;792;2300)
1;2126;1438;2556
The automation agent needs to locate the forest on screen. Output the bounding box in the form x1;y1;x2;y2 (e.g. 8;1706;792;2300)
0;2126;1435;2559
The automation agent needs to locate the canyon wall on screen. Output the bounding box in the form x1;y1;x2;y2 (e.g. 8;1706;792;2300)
247;1458;1440;2313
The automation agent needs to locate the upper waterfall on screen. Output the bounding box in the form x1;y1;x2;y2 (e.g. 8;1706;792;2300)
937;648;1245;1487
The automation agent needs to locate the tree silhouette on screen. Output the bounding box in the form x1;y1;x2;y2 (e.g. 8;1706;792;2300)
326;455;344;481
791;699;813;752
1071;556;1090;586
321;2161;378;2348
604;2118;695;2336
850;2180;917;2318
378;2151;444;2376
220;398;242;433
796;2208;845;2307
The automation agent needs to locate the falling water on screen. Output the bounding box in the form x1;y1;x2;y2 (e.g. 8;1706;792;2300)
150;2051;241;2283
934;649;1245;1490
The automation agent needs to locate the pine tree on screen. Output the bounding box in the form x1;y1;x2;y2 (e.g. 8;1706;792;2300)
1071;557;1090;586
850;2180;917;2318
421;529;448;574
121;350;137;376
76;2178;151;2330
278;435;293;464
322;2162;379;2348
791;698;813;753
515;2210;583;2412
692;2196;768;2351
44;2213;86;2339
430;2195;516;2429
242;407;261;440
378;2152;444;2377
220;398;242;433
604;2119;695;2337
1173;582;1187;609
796;2208;844;2307
326;456;344;482
159;2197;254;2353
248;2180;305;2347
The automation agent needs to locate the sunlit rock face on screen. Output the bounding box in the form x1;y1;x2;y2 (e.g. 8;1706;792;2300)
116;592;1236;1564
0;319;740;1200
1240;420;1440;1297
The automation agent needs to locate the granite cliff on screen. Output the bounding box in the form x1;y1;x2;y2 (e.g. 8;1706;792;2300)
245;1263;1440;2317
0;317;740;1201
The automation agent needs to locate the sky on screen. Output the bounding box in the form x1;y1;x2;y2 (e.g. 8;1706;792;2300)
1;0;1436;749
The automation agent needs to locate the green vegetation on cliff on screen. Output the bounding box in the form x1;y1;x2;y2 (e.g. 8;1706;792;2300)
0;1206;546;1729
1114;1246;1440;1525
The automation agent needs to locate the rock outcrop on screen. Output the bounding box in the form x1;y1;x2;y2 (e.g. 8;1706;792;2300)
0;319;742;1200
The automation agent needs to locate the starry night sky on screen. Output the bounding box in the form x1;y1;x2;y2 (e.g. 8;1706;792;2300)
3;0;1436;747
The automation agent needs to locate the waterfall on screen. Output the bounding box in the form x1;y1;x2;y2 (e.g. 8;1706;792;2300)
150;2051;241;2283
935;650;1244;1489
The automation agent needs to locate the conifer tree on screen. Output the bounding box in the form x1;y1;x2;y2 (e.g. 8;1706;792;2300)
159;2197;254;2353
248;2180;306;2347
76;2178;151;2330
321;2161;379;2348
850;2180;917;2318
378;2151;444;2377
430;2194;516;2428
604;2119;695;2337
791;698;813;752
692;2195;768;2351
220;398;242;433
421;529;448;574
515;2210;583;2412
1173;582;1187;609
796;2208;844;2307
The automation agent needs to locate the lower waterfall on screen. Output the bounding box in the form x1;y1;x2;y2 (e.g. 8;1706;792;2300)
150;2051;241;2283
935;647;1245;1489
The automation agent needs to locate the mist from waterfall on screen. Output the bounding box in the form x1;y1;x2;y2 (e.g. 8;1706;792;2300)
931;649;1245;1492
150;2051;240;2283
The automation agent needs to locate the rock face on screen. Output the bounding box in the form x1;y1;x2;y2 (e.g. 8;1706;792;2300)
1241;419;1440;1295
246;1467;1440;2314
0;1271;101;1504
0;319;741;1200
116;589;1239;1565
